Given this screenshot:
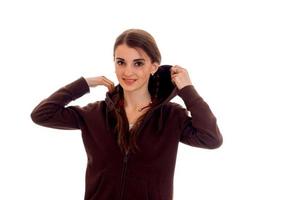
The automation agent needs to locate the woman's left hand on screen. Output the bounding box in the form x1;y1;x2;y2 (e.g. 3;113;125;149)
170;65;193;90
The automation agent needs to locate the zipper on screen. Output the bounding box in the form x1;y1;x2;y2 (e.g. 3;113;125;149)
119;120;147;200
120;151;129;200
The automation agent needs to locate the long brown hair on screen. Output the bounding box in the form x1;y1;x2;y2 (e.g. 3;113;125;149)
112;29;161;154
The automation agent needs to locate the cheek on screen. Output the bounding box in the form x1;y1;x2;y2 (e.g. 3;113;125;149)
115;66;122;75
138;72;150;82
115;69;122;80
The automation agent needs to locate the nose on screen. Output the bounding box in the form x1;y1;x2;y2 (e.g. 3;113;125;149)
124;65;134;76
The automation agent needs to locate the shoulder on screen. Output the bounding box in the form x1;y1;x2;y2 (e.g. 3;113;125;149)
165;102;184;110
163;102;189;116
159;102;189;130
69;101;110;123
75;100;105;113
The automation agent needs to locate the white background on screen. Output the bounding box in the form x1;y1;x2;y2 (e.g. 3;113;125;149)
1;0;299;199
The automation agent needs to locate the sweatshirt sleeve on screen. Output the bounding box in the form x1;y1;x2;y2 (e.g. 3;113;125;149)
177;85;223;149
30;77;90;130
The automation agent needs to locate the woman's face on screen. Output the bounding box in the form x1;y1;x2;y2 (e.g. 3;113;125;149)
114;44;158;93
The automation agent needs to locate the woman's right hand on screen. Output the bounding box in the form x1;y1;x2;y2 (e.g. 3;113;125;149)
84;76;115;92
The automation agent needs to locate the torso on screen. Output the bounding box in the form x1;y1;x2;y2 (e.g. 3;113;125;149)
125;108;145;125
124;107;150;125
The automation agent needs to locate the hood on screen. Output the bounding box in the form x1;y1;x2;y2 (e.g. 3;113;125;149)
104;65;179;132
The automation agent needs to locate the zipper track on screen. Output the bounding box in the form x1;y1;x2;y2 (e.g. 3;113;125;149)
120;151;129;200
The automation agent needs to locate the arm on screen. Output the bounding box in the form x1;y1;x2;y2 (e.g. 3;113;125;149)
30;77;90;130
177;85;223;149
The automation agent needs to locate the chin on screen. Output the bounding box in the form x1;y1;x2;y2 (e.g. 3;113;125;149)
119;81;135;90
121;85;138;92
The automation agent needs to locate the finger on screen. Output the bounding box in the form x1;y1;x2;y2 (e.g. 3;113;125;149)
171;65;184;74
171;69;182;76
101;76;115;86
171;74;179;82
105;83;115;92
171;67;178;75
102;82;112;89
101;81;113;90
173;65;183;69
101;77;115;89
101;76;114;87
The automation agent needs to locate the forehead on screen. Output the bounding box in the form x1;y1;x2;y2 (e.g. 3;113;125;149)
115;44;150;60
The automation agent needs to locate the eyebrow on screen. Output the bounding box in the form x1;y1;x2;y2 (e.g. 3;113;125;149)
115;57;145;62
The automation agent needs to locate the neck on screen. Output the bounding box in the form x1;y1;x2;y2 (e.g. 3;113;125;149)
123;89;152;112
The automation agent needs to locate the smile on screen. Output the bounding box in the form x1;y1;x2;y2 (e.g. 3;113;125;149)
123;78;137;85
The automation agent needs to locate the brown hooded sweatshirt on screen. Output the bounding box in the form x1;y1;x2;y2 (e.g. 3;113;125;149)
31;65;222;200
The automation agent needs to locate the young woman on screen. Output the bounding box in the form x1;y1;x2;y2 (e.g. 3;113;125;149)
31;29;223;200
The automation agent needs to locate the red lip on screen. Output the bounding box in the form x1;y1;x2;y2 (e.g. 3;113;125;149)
123;78;137;85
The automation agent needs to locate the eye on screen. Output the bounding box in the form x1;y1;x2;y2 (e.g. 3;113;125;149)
134;61;144;67
116;60;125;66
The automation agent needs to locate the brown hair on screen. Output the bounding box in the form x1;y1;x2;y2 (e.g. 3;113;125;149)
112;29;161;154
